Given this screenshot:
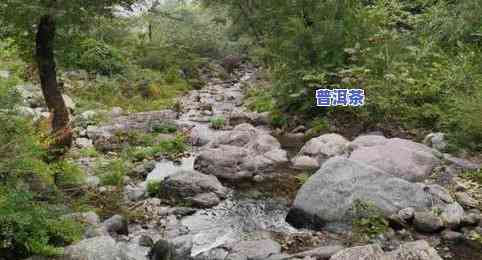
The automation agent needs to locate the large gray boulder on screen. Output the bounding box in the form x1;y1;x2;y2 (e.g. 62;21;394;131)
62;236;124;260
226;239;281;260
160;170;228;208
286;157;444;229
349;138;441;181
194;124;288;181
291;134;349;170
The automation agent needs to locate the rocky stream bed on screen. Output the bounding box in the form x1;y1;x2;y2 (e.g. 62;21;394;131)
23;64;482;260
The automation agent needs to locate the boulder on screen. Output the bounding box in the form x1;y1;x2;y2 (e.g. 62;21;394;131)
330;240;442;260
194;124;288;181
347;135;388;150
62;94;76;112
329;244;385;260
385;240;442;260
413;212;444;233
75;138;94;149
103;214;129;235
286;157;441;229
226;239;281;260
160;170;228;208
349;138;441;181
63;236;124;260
291;134;349;170
440;203;464;228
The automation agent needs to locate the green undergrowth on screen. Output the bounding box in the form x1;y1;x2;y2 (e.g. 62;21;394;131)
351;199;389;243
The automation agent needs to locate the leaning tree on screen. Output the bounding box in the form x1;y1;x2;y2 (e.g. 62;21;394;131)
0;0;135;156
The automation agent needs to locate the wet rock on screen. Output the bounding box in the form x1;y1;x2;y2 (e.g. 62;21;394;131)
103;214;129;235
63;236;124;260
125;184;147;202
287;157;441;229
349;138;441;181
291;134;348;170
424;132;447;151
194;124;288;181
413;212;444;233
160;170;228;208
455;192;479;209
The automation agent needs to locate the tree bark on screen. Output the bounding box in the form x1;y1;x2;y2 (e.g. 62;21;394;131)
36;14;72;155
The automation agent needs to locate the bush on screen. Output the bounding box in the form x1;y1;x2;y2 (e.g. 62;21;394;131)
0;187;83;258
51;161;86;189
96;159;128;187
76;38;127;75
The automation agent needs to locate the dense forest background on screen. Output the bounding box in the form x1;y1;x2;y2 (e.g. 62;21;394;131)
0;0;481;258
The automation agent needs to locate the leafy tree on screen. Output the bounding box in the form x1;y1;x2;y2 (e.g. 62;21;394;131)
0;0;135;156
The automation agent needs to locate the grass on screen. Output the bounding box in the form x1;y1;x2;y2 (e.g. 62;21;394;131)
246;86;274;113
147;180;162;197
209;117;226;129
72;75;191;113
95;159;128;187
78;147;100;158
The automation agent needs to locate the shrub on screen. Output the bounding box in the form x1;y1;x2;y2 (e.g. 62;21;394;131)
76;38;127;75
209;117;226;129
147;181;162;197
0;188;83;258
151;122;178;134
96;159;127;187
51;161;86;189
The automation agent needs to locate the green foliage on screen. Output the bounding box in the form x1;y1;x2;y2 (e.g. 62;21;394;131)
151;122;178;134
294;172;311;185
209;0;482;151
351;199;389;241
0;188;83;258
121;133;189;161
96;159;127;187
51;161;86;189
246;87;274;113
78;147;100;158
209;117;226;129
74;38;127;75
147;181;162;197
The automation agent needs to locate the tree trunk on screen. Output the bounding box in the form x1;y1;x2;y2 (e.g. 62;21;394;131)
36;14;72;156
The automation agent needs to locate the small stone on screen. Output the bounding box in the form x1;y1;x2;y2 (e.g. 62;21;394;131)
103;214;128;235
441;230;463;242
455;192;479;209
399;207;415;221
461;213;481;226
413;212;444;233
